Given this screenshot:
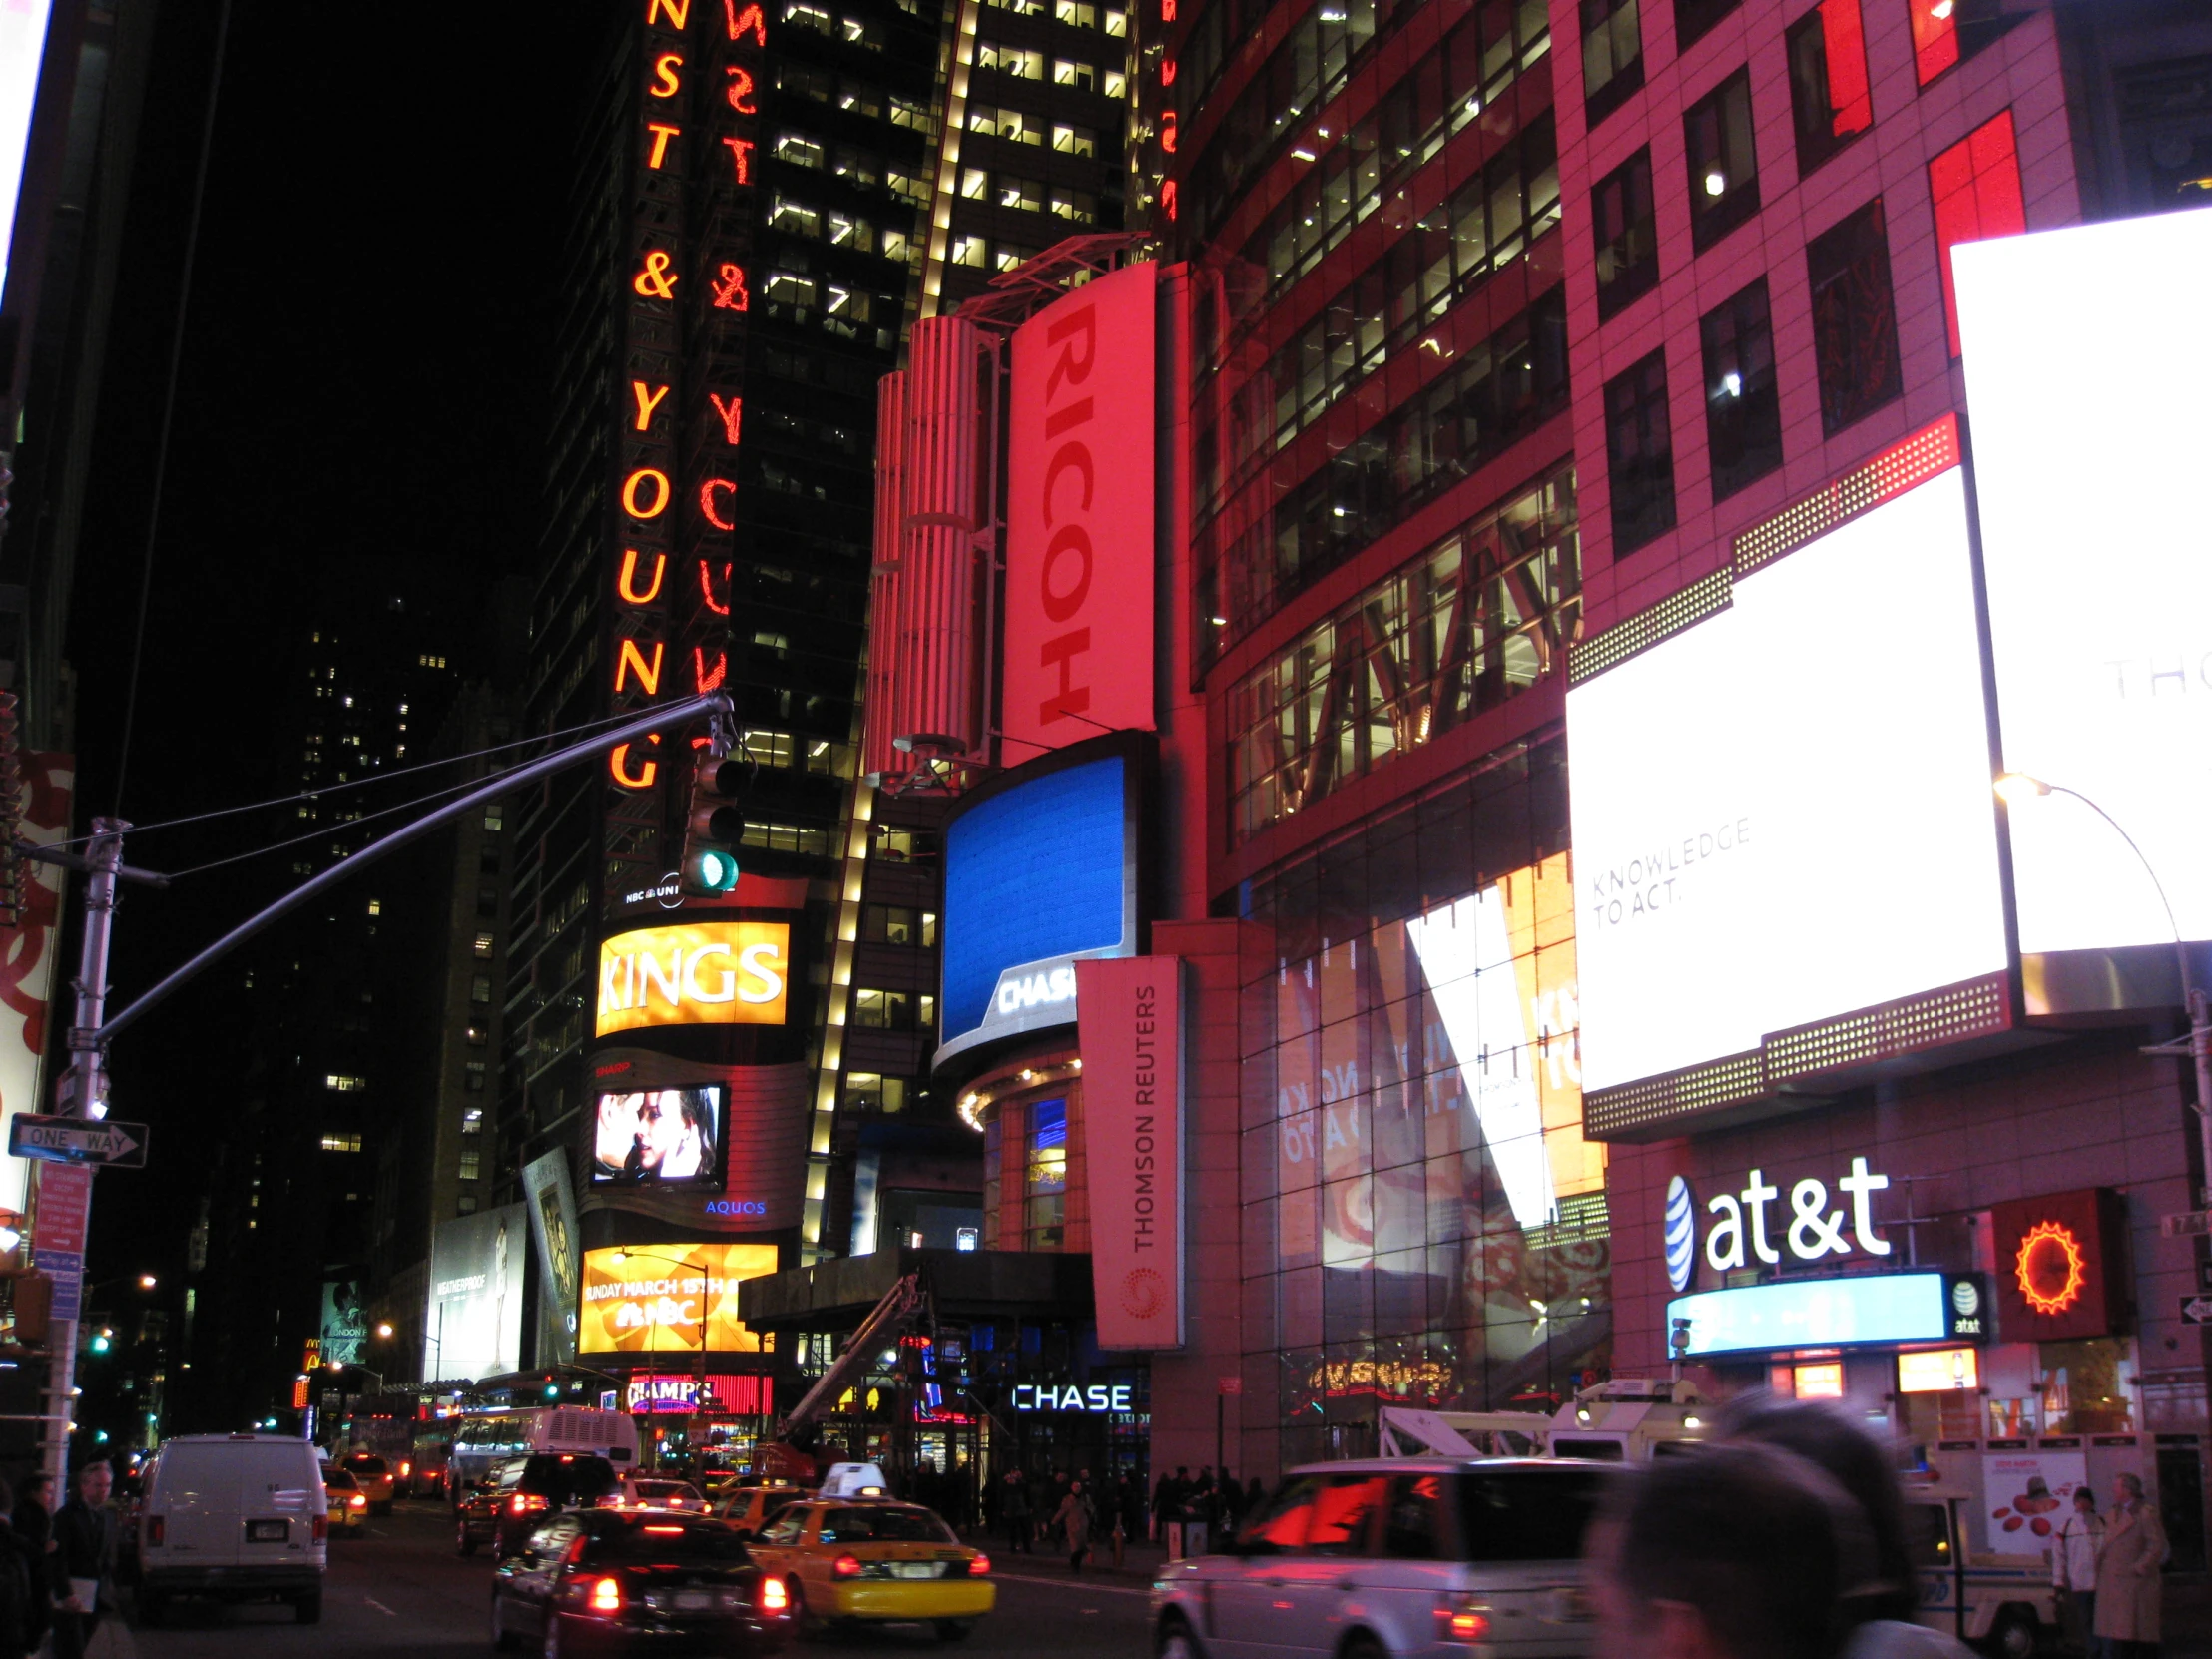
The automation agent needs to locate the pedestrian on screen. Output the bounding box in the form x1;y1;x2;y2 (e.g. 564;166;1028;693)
1001;1470;1033;1554
1717;1393;1971;1659
1244;1475;1265;1523
1589;1439;1873;1659
2051;1487;2103;1657
1160;1465;1190;1560
13;1471;54;1655
1109;1478;1128;1571
50;1460;115;1659
2093;1472;2166;1658
1054;1479;1092;1573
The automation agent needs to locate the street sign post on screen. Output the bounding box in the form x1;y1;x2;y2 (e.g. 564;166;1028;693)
8;1115;147;1169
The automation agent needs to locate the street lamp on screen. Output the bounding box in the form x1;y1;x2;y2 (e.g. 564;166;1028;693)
1995;772;2212;1203
609;1249;714;1476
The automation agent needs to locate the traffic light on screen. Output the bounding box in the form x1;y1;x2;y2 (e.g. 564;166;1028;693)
679;747;750;896
2;1270;49;1348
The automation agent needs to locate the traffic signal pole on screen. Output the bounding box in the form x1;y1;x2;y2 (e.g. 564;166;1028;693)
40;691;731;1478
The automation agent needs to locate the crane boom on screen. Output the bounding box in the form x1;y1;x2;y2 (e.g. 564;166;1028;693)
774;1273;923;1443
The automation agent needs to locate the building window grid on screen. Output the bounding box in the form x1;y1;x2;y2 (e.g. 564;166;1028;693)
1229;465;1579;843
1786;0;1872;178
1213;118;1560;504
1929;110;2024;358
1684;67;1759;252
1579;0;1643;127
1238;740;1606;1458
1604;347;1677;555
1591;149;1658;320
1806;197;1904;437
1699;276;1784;504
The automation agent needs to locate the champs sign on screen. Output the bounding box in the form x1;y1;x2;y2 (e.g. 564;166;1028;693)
1002;263;1156;758
1076;956;1184;1350
596;921;791;1035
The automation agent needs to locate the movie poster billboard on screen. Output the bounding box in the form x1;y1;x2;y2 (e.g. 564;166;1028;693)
523;1151;582;1365
0;754;71;1217
319;1280;366;1366
423;1203;527;1382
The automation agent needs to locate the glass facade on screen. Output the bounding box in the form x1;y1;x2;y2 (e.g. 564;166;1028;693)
1237;734;1607;1467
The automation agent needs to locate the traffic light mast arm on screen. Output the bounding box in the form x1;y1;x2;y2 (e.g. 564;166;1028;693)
92;690;733;1046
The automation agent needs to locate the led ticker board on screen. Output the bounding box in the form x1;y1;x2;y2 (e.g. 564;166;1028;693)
578;1241;780;1356
936;739;1143;1065
1566;439;2006;1097
595;922;790;1036
1667;1272;1990;1358
1956;208;2212;962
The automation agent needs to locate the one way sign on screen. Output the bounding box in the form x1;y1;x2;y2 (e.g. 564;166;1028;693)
7;1114;149;1169
2182;1295;2212;1326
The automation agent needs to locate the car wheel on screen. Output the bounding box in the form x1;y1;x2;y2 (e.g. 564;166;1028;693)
1158;1616;1204;1659
459;1525;479;1557
492;1591;518;1652
294;1592;322;1625
138;1591;167;1627
791;1581;824;1641
1339;1636;1385;1659
1989;1612;2037;1659
936;1619;977;1641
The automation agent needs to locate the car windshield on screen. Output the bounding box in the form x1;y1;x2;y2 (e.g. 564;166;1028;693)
1455;1470;1609;1561
322;1469;359;1490
635;1482;699;1498
592;1521;753;1563
523;1455;617;1504
819;1507;954;1543
345;1456;386;1474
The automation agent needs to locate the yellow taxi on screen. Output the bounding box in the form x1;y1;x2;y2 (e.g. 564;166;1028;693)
745;1499;993;1640
320;1464;369;1537
717;1481;806;1537
339;1452;398;1514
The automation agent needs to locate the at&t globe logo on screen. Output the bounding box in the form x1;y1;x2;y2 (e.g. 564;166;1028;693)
1664;1176;1697;1293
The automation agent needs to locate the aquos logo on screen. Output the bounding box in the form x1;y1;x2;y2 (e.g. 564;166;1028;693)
1664;1176;1697;1292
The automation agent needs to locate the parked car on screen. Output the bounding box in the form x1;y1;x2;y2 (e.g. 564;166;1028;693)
457;1477;503;1557
490;1452;621;1558
745;1498;992;1641
490;1509;791;1655
1151;1458;1614;1659
136;1433;329;1625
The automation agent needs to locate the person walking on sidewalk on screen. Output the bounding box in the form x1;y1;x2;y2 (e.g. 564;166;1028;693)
2051;1488;2103;1656
2093;1473;2166;1658
50;1461;115;1659
1055;1480;1094;1573
1001;1470;1033;1554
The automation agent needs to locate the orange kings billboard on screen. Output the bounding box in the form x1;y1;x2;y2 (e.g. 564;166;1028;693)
596;921;791;1036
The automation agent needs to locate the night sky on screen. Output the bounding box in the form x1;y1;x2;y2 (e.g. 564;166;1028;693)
64;0;599;1289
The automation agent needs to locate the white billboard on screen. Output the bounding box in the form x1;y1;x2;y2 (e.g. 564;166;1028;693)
0;0;52;304
1568;461;2007;1092
1955;207;2212;954
423;1204;527;1383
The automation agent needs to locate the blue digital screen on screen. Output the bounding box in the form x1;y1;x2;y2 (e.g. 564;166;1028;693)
1668;1273;1951;1357
939;756;1132;1060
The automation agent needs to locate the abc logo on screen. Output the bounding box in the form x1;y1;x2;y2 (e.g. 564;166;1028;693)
1664;1176;1696;1293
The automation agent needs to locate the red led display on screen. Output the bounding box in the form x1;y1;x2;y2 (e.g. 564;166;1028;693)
1930;109;2025;357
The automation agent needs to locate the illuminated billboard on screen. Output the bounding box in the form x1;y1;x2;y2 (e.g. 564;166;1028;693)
1667;1271;1988;1358
595;921;790;1036
937;739;1142;1065
0;0;52;303
1567;433;2006;1098
424;1205;528;1382
592;1086;726;1188
577;1241;780;1356
1002;261;1156;758
1955;208;2212;959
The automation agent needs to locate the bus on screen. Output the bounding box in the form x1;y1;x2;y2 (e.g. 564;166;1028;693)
447;1406;639;1501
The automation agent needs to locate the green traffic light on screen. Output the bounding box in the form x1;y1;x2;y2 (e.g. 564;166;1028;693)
89;1336;110;1354
698;849;740;892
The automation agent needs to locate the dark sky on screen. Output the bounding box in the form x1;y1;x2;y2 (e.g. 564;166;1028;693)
67;0;598;1286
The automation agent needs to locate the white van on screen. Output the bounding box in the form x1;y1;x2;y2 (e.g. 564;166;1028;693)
137;1433;328;1624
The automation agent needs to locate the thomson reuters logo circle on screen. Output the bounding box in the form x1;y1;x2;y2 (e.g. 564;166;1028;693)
1664;1176;1696;1293
1121;1268;1166;1321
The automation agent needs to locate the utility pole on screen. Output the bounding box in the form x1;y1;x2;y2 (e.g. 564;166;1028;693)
41;818;124;1485
36;691;732;1483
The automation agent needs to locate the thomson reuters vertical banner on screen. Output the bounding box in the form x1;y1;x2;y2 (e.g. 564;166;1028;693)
1003;263;1157;758
1076;955;1184;1350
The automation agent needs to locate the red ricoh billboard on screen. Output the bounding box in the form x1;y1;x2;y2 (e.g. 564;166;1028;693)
1002;262;1157;758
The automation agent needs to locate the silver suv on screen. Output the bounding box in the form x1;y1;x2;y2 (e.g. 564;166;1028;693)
1151;1457;1614;1659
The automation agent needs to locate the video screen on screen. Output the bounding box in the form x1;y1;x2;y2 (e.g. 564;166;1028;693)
591;1086;727;1188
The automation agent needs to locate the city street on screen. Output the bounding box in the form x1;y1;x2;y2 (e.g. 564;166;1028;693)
120;1504;1153;1659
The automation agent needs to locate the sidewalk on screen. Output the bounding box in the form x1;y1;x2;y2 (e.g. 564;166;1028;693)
969;1533;1172;1589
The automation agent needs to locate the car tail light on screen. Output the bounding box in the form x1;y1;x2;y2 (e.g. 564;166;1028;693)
349;1495;367;1511
968;1553;991;1575
399;1462;411;1477
510;1493;548;1516
831;1554;863;1580
1443;1602;1491;1644
311;1515;327;1543
589;1576;624;1615
147;1518;165;1548
760;1577;790;1615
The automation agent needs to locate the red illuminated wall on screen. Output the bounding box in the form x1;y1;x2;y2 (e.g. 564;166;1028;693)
1001;261;1158;760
